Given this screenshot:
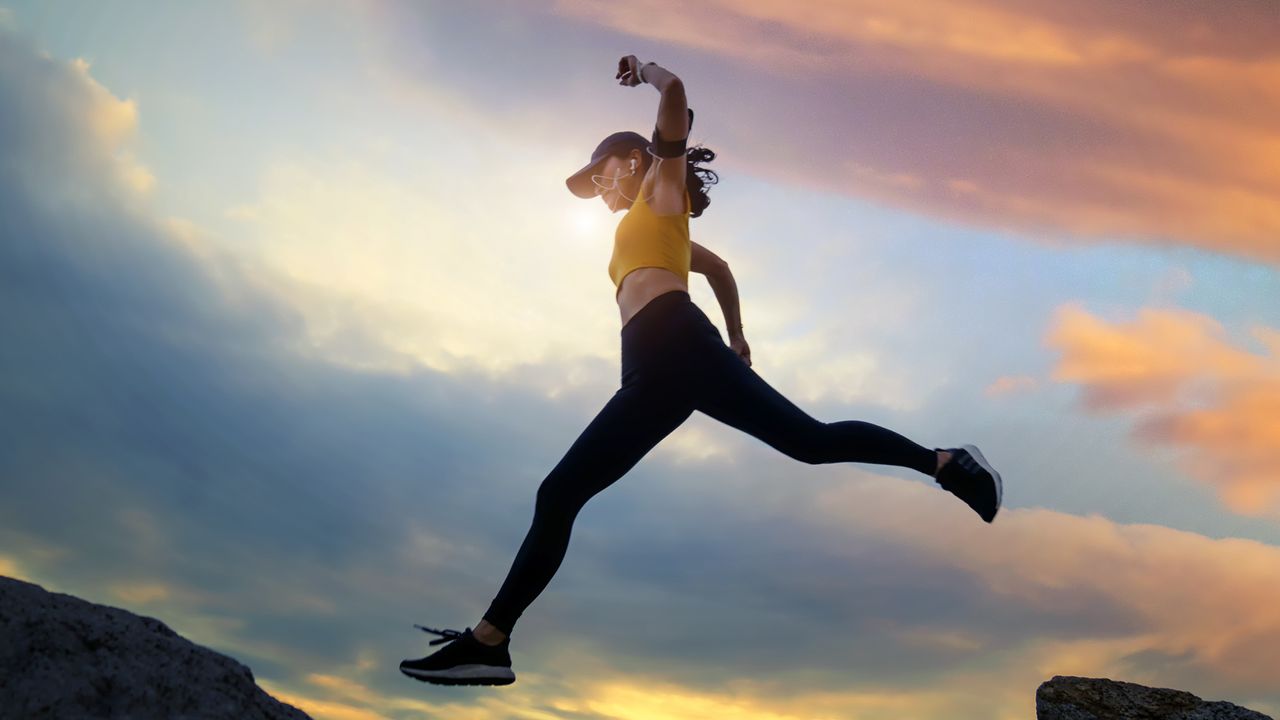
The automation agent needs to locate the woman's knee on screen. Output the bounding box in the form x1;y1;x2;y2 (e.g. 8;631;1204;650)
535;476;593;519
535;479;569;509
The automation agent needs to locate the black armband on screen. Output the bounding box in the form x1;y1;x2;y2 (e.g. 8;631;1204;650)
650;108;695;159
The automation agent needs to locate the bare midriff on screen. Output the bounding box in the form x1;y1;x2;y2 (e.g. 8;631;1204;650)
617;267;688;329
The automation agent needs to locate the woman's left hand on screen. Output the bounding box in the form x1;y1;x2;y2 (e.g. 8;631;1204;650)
616;55;643;86
730;335;752;367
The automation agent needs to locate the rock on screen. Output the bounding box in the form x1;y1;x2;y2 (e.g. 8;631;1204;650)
0;575;311;719
1037;675;1272;720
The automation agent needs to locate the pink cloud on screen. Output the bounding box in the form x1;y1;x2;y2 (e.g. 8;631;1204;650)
553;0;1280;264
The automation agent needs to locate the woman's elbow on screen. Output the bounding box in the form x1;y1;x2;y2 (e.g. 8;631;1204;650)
704;260;730;279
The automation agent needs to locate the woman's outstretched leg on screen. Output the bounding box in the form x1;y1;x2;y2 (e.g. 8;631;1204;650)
687;332;1001;522
691;342;938;476
479;382;694;639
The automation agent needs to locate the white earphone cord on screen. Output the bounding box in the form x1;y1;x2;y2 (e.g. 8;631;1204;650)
591;147;665;210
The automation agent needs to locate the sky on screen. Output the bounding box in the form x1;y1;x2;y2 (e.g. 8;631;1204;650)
1;1;1278;718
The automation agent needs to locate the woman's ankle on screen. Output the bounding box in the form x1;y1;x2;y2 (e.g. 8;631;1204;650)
473;619;507;645
935;450;953;477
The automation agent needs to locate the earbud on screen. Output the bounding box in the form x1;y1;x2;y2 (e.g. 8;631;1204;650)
630;159;636;173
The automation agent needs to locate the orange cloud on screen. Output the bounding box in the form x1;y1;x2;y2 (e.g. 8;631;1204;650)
553;0;1280;264
1045;303;1280;516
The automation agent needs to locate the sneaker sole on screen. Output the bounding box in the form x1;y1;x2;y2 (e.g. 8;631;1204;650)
960;444;1002;522
400;664;516;686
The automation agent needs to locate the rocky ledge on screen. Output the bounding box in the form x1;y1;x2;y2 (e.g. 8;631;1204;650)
0;575;311;719
1037;675;1272;720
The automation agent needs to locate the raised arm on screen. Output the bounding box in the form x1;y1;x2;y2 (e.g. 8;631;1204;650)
620;56;691;199
638;62;689;143
618;56;690;157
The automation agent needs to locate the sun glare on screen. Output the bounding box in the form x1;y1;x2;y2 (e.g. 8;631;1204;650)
569;201;601;237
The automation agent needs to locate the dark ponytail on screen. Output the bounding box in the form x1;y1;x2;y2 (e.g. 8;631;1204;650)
685;145;718;218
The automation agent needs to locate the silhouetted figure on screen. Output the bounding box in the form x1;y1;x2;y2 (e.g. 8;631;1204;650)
400;55;1002;687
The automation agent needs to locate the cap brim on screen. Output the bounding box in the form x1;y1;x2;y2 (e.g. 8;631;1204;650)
566;158;606;199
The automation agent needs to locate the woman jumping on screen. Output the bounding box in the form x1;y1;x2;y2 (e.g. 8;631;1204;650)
400;55;1003;687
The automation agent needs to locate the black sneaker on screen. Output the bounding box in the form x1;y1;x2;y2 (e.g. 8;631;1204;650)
399;625;516;686
934;444;1002;523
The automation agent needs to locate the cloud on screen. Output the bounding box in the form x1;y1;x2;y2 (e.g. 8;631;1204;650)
548;0;1280;264
799;478;1280;702
0;33;153;209
1046;303;1280;516
219;154;626;380
0;16;587;691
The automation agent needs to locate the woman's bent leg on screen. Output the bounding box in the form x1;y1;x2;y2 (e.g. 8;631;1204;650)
481;383;693;637
692;342;937;477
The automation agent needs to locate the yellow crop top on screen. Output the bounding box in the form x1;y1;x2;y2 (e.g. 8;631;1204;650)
608;186;692;294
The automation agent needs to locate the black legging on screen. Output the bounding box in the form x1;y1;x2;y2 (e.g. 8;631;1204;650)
481;290;938;636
